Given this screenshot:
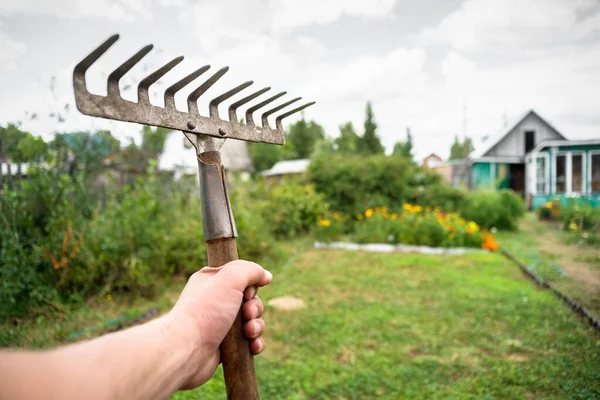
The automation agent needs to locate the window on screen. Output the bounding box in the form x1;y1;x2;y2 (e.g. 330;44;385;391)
555;154;566;193
525;130;535;153
572;154;583;193
591;153;600;192
535;156;547;193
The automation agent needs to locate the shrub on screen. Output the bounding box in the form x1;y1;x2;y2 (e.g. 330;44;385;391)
350;205;492;249
309;154;435;216
559;200;600;232
313;213;346;243
264;181;329;238
461;189;525;231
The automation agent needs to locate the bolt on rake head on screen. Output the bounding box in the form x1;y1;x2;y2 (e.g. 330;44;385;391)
73;34;315;146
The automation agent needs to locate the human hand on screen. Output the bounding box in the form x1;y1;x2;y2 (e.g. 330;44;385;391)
169;260;272;390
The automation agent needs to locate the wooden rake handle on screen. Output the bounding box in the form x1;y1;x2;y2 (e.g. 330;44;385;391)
200;151;259;399
207;238;259;399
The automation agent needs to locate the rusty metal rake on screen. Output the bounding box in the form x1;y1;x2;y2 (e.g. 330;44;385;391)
73;34;315;399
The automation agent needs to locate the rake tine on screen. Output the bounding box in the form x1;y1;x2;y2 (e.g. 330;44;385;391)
261;97;301;128
107;44;153;97
187;66;229;115
228;87;270;122
138;56;184;105
74;34;119;80
245;91;286;127
209;81;253;119
164;65;210;109
275;101;316;131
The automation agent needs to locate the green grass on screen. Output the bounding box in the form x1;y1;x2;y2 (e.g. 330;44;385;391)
3;244;600;398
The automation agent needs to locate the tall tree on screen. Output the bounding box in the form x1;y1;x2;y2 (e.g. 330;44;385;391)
286;117;326;159
334;122;360;154
449;136;474;160
361;102;384;155
141;126;170;156
392;127;413;160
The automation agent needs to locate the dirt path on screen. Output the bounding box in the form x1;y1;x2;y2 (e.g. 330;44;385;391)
521;220;600;294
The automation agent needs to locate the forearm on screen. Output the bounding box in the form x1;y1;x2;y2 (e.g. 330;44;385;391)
0;314;200;400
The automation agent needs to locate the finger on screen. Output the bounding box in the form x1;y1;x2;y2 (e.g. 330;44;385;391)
242;296;264;320
243;318;265;339
218;260;272;292
243;285;257;301
250;337;265;355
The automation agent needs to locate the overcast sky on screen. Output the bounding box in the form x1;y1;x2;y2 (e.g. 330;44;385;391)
0;0;599;160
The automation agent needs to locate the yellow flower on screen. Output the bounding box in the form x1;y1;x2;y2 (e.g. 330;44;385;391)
413;205;423;213
106;294;112;301
365;209;374;218
318;218;331;227
375;207;388;214
356;214;364;220
569;221;578;232
390;213;398;220
402;203;412;212
467;221;479;232
544;201;553;209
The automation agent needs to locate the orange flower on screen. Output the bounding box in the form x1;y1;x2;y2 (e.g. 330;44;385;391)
481;234;499;251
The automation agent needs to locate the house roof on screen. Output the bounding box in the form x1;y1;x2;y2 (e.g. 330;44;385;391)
529;138;600;154
471;109;566;159
260;159;310;177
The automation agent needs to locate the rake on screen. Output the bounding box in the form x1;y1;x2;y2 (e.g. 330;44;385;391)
73;34;314;399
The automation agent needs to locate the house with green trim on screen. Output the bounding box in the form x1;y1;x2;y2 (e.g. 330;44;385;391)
453;110;600;209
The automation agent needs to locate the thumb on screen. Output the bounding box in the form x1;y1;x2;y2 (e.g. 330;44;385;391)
217;260;273;292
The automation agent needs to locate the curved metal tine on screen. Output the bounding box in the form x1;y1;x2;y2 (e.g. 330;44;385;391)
138;56;184;105
74;34;119;81
245;91;286;126
187;66;229;115
228;87;270;122
107;44;153;97
209;81;253;119
164;65;210;109
261;97;301;128
275;101;316;131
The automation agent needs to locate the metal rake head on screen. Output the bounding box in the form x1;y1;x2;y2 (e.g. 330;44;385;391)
73;34;315;145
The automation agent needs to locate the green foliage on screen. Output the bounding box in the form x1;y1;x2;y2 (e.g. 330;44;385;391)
411;184;467;212
392;127;414;160
264;182;329;238
334;122;360;154
309;153;440;216
286;118;325;159
361;102;384;155
248;142;288;172
313;213;346;243
449;136;474;160
461;189;526;230
141;126;170;156
559;200;600;232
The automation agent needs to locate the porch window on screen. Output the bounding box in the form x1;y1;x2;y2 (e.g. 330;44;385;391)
591;153;600;192
535;157;547;193
555;154;566;193
572;154;583;193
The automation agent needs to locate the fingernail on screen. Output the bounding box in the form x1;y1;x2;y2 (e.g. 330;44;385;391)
253;322;261;336
265;270;273;281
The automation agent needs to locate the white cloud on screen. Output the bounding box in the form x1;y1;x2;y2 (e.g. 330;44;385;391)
0;0;152;21
420;0;600;54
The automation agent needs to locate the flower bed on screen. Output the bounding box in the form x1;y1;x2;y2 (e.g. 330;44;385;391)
315;204;498;251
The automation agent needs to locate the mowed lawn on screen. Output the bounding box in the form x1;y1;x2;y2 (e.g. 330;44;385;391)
183;249;600;399
2;248;599;399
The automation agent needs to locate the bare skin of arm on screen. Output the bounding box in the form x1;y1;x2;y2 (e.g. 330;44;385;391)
0;260;272;400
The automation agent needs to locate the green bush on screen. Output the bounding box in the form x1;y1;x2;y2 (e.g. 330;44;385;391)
349;206;488;248
461;189;525;231
264;181;329;238
309;154;424;216
559;200;600;232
